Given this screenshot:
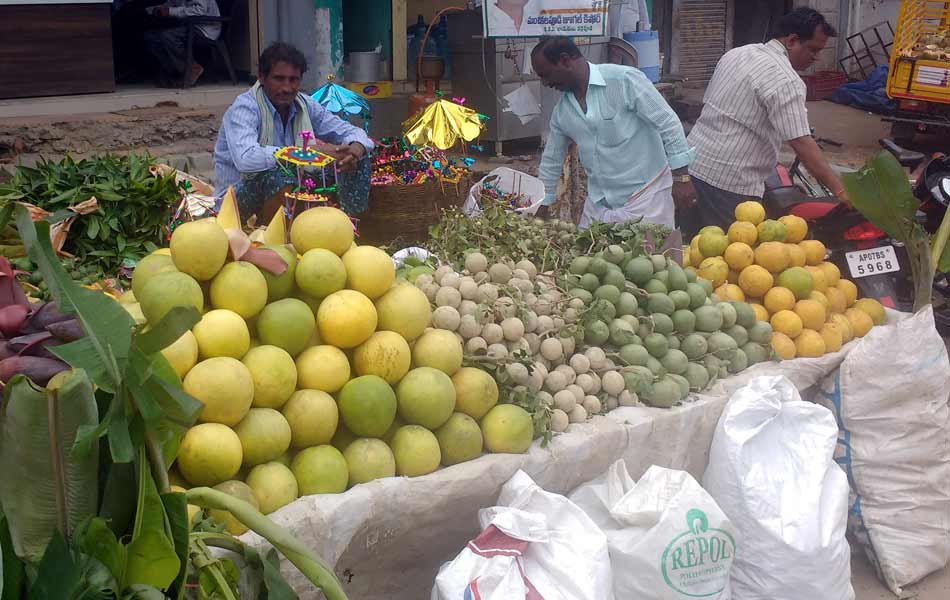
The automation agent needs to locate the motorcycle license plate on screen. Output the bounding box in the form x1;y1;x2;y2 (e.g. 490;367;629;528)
845;245;899;278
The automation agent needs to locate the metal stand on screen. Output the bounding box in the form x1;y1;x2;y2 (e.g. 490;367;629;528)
839;21;895;79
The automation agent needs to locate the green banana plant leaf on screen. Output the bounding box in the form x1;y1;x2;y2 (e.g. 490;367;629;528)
76;518;126;585
159;492;191;599
1;513;25;600
843;151;935;311
842;151;919;241
25;530;80;600
0;372;99;565
15;205;134;394
933;204;950;273
15;203;202;464
123;448;180;591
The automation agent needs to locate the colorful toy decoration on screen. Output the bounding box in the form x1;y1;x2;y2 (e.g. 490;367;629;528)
478;174;532;210
311;75;371;129
402;97;486;151
166;180;217;237
370;137;473;187
274;131;339;218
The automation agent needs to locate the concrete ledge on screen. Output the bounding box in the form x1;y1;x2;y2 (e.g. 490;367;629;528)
0;84;245;119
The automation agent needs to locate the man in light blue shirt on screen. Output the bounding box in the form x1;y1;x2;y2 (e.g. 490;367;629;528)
214;42;374;222
533;37;694;229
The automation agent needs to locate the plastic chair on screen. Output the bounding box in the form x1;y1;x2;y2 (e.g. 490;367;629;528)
181;0;237;88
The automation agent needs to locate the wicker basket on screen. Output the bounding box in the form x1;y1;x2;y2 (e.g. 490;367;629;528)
357;174;471;246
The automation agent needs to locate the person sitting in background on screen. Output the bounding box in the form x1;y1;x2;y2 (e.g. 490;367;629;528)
142;0;221;87
686;7;849;234
213;42;374;222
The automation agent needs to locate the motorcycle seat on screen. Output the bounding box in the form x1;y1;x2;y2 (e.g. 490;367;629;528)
879;138;926;169
790;200;838;221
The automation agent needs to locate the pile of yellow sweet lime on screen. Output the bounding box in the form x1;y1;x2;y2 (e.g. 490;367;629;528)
121;203;533;530
684;200;886;359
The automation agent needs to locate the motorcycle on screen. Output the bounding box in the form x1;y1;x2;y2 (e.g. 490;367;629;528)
762;140;950;333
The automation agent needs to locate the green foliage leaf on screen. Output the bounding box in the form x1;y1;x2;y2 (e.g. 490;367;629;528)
934;209;950;273
940;247;950;273
97;463;137;539
124;530;180;592
159;491;190;599
121;584;167;599
26;530;80;600
107;404;136;464
1;514;25;600
53;338;119;395
76;518;125;585
122;449;179;591
197;558;240;600
73;555;121;600
0;373;99;564
133;307;201;355
16;205;135;393
843;151;936;310
259;548;298;600
0;154;181;273
842;151;919;241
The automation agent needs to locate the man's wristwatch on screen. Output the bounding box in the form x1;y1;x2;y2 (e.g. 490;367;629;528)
674;174;691;184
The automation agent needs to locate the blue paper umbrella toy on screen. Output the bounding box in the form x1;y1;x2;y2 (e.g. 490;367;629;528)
311;76;371;127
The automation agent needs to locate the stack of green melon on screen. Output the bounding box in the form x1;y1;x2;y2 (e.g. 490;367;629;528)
562;250;770;405
416;243;770;436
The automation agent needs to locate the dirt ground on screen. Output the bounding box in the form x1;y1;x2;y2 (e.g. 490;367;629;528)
853;551;950;599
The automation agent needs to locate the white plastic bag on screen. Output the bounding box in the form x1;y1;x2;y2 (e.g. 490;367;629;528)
432;470;613;600
703;376;853;600
569;460;737;600
463;167;546;216
817;306;950;595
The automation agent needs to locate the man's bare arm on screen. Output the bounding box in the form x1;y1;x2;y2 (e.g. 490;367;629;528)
787;135;850;205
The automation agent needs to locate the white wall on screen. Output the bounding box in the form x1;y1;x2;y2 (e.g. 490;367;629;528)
848;0;900;36
793;0;844;72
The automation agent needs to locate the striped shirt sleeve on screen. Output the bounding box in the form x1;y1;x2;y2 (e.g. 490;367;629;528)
222;100;280;174
305;97;375;152
764;80;811;141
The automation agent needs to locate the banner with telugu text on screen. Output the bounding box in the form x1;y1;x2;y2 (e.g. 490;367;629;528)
483;0;608;38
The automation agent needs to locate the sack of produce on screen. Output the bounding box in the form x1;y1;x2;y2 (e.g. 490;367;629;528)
464;167;546;216
431;470;613;600
817;306;950;595
569;460;736;600
703;375;853;600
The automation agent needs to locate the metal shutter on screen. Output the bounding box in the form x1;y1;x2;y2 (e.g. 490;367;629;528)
673;0;729;85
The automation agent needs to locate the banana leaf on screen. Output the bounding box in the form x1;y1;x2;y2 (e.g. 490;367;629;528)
843;151;919;240
1;513;25;600
843;151;935;311
16;205;134;394
15;203;201;464
0;371;98;564
123;448;179;591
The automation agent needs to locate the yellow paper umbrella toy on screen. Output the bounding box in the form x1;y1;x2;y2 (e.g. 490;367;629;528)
402;99;484;151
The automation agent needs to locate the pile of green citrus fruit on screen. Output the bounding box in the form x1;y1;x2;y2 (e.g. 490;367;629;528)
125;205;535;532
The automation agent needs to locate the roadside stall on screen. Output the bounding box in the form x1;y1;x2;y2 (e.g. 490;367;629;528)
0;139;948;600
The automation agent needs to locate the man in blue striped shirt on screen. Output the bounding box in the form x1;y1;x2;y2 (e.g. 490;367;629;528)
213;43;374;221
